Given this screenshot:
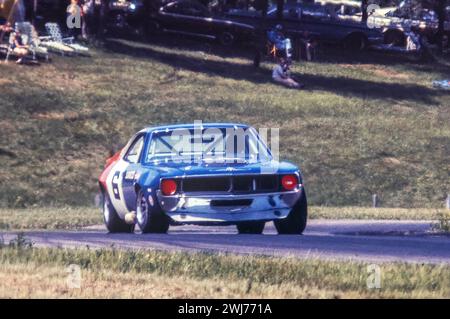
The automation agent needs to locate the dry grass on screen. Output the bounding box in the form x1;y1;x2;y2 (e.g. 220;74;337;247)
0;207;102;230
310;206;447;220
0;206;445;230
0;263;367;298
0;37;449;208
0;246;449;298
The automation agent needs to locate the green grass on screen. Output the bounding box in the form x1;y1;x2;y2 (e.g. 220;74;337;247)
0;207;102;230
0;244;449;298
0;206;445;231
310;206;446;220
0;37;449;208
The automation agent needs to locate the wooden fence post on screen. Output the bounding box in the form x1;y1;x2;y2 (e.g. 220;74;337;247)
372;194;379;208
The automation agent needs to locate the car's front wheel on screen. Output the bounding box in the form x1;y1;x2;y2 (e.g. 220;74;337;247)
236;221;265;234
136;190;170;234
219;31;235;46
344;33;367;51
274;191;307;235
103;193;135;233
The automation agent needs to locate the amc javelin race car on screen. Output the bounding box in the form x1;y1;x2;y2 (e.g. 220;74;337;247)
99;123;307;234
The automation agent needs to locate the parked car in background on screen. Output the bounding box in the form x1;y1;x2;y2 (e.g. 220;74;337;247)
99;123;308;235
226;3;384;50
147;0;255;45
328;0;450;46
380;4;450;46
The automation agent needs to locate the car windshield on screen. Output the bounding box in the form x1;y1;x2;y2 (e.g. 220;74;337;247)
146;127;272;164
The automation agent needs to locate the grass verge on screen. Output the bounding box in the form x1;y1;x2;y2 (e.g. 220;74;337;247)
0;206;445;230
0;245;449;298
0;207;102;230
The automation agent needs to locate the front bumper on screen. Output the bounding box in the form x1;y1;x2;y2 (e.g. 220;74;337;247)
156;188;302;224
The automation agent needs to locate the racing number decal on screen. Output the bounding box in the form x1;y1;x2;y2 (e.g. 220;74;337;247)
111;171;121;200
106;159;130;216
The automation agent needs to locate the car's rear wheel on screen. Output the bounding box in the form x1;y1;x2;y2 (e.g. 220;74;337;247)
274;191;307;235
136;190;170;234
103;193;135;233
236;221;265;234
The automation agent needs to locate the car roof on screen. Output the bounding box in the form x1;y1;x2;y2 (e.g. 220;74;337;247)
140;123;250;134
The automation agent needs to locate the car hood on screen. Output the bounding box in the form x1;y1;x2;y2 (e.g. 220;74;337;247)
143;160;299;177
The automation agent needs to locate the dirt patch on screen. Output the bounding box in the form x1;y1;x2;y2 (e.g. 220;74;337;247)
0;120;16;131
31;111;95;122
382;157;402;165
340;64;410;80
392;103;415;114
372;68;409;80
0;79;13;85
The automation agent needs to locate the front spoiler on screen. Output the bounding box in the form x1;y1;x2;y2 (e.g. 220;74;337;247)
156;188;302;224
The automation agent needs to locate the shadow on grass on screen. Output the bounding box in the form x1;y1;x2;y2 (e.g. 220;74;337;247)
104;38;445;105
320;46;450;79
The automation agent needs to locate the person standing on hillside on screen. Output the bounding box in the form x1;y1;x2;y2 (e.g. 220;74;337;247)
82;0;95;39
67;0;81;39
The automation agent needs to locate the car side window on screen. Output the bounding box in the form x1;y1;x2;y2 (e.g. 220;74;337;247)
124;136;144;164
181;4;203;17
164;3;180;14
285;8;301;20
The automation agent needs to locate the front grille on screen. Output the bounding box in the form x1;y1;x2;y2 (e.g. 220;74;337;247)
182;177;231;192
168;175;281;194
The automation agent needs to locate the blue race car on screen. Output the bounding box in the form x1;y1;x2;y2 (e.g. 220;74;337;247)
99;123;307;234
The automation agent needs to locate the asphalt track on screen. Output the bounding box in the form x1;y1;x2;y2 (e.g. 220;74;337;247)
2;220;450;264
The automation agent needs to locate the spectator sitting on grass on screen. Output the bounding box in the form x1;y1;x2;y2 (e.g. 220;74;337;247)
272;57;304;89
11;30;29;64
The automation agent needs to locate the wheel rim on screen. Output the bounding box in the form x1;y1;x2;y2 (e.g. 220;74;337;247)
221;32;234;46
137;194;148;228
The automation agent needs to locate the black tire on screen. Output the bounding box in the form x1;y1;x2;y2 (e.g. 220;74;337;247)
136;190;170;234
384;29;406;47
219;31;235;46
102;193;135;233
274;191;308;235
344;33;367;51
236;221;265;234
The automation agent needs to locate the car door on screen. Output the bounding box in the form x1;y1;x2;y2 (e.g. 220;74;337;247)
120;134;145;213
159;1;212;38
158;1;185;32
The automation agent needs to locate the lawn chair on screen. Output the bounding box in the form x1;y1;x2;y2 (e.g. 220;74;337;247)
44;23;89;56
3;32;16;62
14;22;49;61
